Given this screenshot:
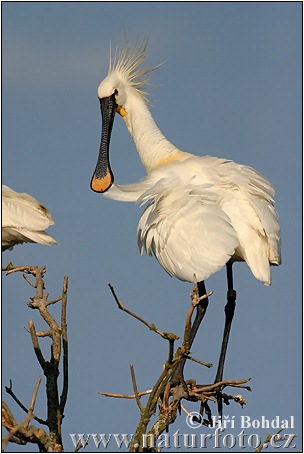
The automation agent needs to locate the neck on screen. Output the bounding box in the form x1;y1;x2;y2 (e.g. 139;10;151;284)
122;92;187;171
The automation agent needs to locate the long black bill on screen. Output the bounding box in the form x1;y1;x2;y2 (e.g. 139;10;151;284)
90;93;117;193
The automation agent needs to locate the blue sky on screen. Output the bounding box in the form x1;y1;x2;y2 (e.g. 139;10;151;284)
2;2;302;452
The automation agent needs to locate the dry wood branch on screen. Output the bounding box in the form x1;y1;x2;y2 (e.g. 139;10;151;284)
25;376;41;426
2;264;69;452
108;283;179;342
2;377;47;451
130;364;144;412
184;355;213;368
108;282;214;451
59;276;69;416
99;389;152;399
101;279;252;452
4;379;47;426
73;439;89;452
22;273;36;287
29;320;47;371
45;296;62;307
167;338;175;364
2;263;46;277
35;330;53;338
179;282;213;365
195;378;251;393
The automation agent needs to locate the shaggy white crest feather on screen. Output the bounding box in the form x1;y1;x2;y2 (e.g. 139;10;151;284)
2;185;57;251
108;36;161;102
100;38;281;285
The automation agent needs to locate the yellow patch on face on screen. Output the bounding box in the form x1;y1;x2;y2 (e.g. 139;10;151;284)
116;105;126;117
91;171;112;193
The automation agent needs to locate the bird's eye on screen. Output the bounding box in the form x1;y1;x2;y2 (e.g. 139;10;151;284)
114;89;118;96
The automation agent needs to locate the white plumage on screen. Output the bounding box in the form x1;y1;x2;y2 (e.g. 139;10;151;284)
2;185;57;251
93;38;281;286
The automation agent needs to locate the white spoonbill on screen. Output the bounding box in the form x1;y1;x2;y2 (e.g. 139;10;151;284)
90;37;281;405
2;185;57;251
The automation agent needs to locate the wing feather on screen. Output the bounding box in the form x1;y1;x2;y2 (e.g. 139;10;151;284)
103;155;280;285
2;186;57;251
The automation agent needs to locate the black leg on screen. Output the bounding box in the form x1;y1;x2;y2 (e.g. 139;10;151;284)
170;280;209;385
214;262;237;418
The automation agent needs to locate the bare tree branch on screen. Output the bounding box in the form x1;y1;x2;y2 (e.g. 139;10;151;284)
100;280;251;452
2;264;69;452
60;276;69;416
108;283;179;342
99;389;152;399
130;364;144;412
2;377;47;452
4;379;47;426
28;320;48;371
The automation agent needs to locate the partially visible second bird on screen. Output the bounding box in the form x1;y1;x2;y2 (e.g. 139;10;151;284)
2;185;57;251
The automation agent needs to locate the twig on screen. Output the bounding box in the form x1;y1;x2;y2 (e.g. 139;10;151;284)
184;355;213;368
45;296;62;307
180;402;191;417
24;376;41;428
3;264;45;276
73;439;89;452
2;376;43;450
35;330;52;338
28;320;47;371
130;364;144;412
22;273;36;287
183;284;213;354
108;283;179;342
168;338;175;364
99;389;152;399
4;380;47;426
195;378;251;393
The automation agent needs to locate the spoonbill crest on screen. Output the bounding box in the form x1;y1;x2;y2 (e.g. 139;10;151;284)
2;185;57;251
91;37;281;407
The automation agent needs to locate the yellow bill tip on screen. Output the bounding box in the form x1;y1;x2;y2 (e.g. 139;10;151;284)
91;171;113;193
